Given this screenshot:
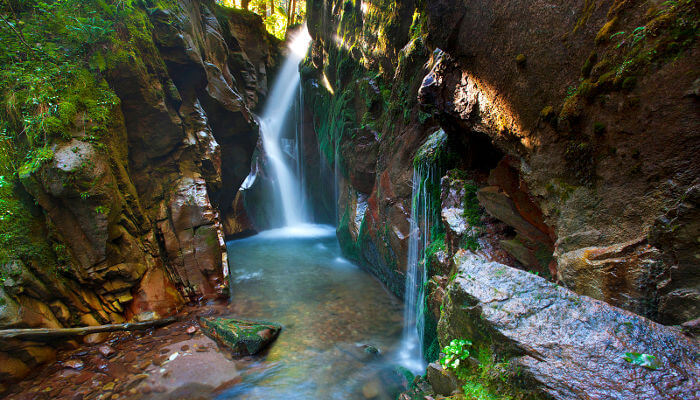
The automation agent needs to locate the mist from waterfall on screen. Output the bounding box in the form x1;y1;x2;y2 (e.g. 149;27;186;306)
258;27;312;228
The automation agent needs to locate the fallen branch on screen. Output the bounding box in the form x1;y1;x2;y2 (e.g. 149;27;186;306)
0;316;178;341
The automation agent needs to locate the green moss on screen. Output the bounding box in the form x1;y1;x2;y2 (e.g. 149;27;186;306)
0;176;57;267
572;0;597;33
581;52;597;78
558;94;583;128
593;122;606;135
621;76;637;90
413;129;449;168
439;339;519;400
540;105;555;120
337;208;362;261
595;16;619;44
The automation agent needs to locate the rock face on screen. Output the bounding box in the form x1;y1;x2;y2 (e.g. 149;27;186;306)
439;252;700;400
199;317;281;356
305;0;699;325
1;0;280;386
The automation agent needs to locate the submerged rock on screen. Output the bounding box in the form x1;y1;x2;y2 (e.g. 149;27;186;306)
439;252;700;400
198;317;281;356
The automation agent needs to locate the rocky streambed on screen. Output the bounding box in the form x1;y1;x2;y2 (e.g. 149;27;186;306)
4;227;416;400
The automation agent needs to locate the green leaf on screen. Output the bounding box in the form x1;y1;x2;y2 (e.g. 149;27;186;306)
622;352;661;370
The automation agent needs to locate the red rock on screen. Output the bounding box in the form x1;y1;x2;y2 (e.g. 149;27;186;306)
64;360;84;370
98;345;116;359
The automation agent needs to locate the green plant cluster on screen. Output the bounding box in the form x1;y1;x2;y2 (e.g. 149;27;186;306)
0;175;54;267
439;339;514;400
440;338;472;370
622;352;661;370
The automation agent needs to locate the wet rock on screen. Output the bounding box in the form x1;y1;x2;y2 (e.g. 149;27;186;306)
128;267;183;319
439;252;700;400
64;360;84;370
99;345;116;359
361;378;381;398
426;362;459;396
199;317;281;356
186;325;197;334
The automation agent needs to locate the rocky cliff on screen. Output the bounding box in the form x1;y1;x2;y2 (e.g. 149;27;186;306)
303;0;698;397
0;0;279;386
305;0;698;324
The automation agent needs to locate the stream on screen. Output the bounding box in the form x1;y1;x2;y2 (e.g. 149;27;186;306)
216;225;409;399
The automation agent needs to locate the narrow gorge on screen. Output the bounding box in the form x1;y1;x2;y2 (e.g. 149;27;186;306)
0;1;698;399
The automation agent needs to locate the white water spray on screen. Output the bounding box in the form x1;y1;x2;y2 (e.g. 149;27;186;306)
258;27;312;227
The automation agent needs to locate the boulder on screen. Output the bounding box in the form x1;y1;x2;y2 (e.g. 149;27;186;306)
198;317;281;356
557;237;663;318
439;252;700;400
425;362;460;396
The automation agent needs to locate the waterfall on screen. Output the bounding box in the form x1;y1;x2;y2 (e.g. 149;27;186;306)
258;27;312;227
398;163;437;373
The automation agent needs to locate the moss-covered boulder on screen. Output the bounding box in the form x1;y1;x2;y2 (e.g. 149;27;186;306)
198;317;282;356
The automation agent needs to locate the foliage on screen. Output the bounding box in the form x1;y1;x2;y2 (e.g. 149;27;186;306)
439;339;515;400
0;0;167;267
440;339;472;370
217;0;306;40
0;175;54;266
622;352;661;370
424;233;445;271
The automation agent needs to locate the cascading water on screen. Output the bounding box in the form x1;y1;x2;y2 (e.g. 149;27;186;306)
397;130;447;373
258;27;312;227
397;164;436;373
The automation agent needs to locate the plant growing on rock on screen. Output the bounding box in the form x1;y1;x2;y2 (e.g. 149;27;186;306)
440;338;472;370
439;339;515;400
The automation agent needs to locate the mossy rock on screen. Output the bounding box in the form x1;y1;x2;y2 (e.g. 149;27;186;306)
198;317;282;356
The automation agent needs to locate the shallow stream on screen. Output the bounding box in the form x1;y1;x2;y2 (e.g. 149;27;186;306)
216;225;409;399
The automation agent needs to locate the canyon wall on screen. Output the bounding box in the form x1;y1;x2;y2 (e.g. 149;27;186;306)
304;0;698;396
305;0;698;324
0;0;279;386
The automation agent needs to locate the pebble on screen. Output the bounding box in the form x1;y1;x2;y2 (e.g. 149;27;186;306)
153;385;167;393
362;379;381;399
99;345;116;358
64;360;84;370
186;326;197;334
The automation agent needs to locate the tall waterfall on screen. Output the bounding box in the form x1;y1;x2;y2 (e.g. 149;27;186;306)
258;27;312;227
398;163;437;373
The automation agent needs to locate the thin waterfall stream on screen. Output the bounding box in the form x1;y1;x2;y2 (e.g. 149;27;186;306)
398;163;436;374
